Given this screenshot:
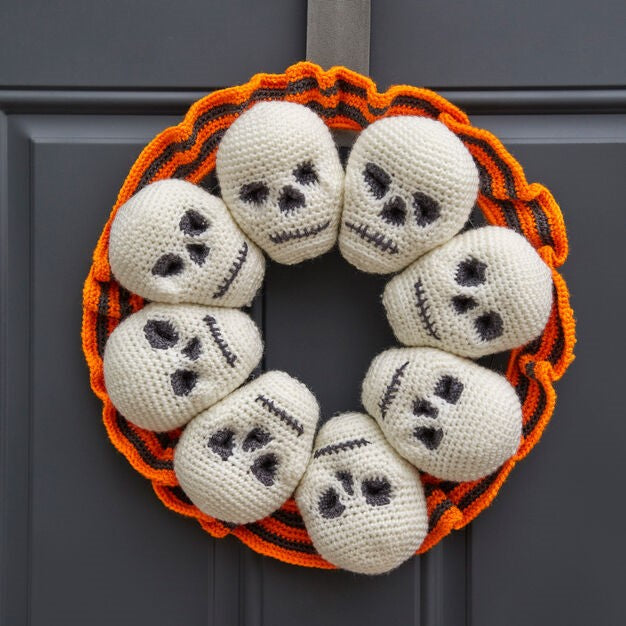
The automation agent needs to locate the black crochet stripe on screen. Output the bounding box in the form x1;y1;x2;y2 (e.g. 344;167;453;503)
314;438;371;459
428;499;455;532
203;315;237;367
271;509;307;529
245;523;318;554
456;133;518;199
166;485;193;505
457;470;499;511
118;285;133;321
414;279;440;340
96;283;110;358
379;361;409;419
212;241;248;299
497;199;524;235
528;199;555;248
136;103;241;190
367;94;441;119
172;128;226;180
254;395;304;436
522;378;548;437
115;412;174;471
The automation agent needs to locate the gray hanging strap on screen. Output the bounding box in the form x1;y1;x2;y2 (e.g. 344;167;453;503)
306;0;371;75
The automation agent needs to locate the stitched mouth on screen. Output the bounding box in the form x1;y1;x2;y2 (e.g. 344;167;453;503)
414;279;440;340
212;241;248;299
343;221;399;254
268;220;330;244
203;314;238;367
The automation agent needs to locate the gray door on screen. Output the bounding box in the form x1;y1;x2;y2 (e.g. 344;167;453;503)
1;1;625;625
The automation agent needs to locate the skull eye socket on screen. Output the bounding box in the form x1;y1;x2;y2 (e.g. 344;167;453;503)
152;253;184;277
361;477;392;506
474;311;504;341
251;453;278;486
318;487;345;519
239;181;269;205
434;375;464;404
208;427;236;461
242;427;273;452
413;426;444;450
144;319;179;349
170;369;198;396
181;337;202;361
293;161;318;185
363;162;391;199
379;196;406;226
455;257;487;286
179;209;209;236
413;192;441;227
186;243;209;266
451;294;478;314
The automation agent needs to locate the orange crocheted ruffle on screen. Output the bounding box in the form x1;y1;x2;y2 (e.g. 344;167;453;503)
82;62;575;569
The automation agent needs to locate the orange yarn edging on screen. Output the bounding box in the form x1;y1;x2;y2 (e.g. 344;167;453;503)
81;62;575;569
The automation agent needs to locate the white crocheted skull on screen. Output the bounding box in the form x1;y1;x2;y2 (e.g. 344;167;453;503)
216;101;344;264
339;116;479;274
174;371;319;524
103;303;263;431
383;226;553;357
109;179;265;307
362;347;522;481
295;412;428;575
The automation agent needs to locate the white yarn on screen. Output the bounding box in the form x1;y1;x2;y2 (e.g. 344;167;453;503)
339;116;478;274
383;225;553;357
109;179;265;307
362;347;522;482
174;371;319;525
295;412;428;575
103;303;263;431
216;101;344;265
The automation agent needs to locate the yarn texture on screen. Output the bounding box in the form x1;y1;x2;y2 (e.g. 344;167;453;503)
295;412;428;575
340;116;478;274
82;62;575;572
109;179;265;307
103;303;263;431
362;347;522;482
216;101;344;265
383;226;554;358
175;371;319;524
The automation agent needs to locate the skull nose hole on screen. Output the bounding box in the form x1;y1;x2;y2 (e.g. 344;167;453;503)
186;243;209;266
412;397;439;419
170;369;198;396
379;196;407;226
181;337;202;361
250;453;278;486
413;426;444;450
278;185;306;214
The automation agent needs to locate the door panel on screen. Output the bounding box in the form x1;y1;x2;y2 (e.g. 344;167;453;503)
1;2;623;625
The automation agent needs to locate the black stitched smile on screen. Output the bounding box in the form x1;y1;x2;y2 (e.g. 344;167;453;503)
414;279;440;340
213;241;249;299
268;220;330;244
344;221;399;254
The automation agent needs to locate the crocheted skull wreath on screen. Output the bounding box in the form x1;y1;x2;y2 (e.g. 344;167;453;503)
82;63;576;575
